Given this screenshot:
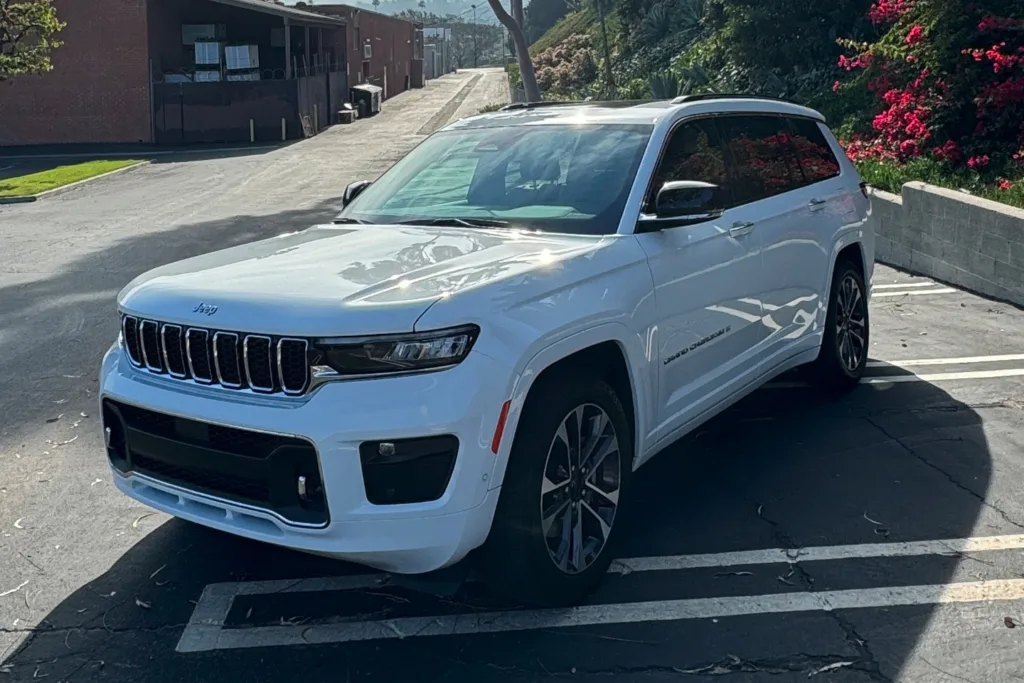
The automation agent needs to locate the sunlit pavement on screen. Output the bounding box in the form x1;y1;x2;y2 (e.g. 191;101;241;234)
3;86;1024;681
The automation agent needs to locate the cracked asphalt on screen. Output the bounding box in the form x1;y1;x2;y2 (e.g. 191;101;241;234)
3;73;1024;681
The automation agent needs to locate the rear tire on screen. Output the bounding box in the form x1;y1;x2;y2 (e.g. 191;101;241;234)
480;373;632;607
813;258;870;393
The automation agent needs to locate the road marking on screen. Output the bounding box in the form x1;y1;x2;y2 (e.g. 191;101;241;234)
867;353;1024;368
180;580;1024;650
872;282;943;289
862;368;1024;384
609;534;1024;574
765;367;1024;388
177;534;1024;652
872;288;957;298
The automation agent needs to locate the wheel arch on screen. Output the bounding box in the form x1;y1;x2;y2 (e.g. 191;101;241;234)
488;324;648;490
822;231;871;317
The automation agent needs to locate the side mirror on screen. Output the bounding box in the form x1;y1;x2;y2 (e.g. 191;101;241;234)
654;180;723;218
342;180;372;208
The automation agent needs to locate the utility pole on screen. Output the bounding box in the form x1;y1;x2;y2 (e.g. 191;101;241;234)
500;0;507;65
471;4;478;68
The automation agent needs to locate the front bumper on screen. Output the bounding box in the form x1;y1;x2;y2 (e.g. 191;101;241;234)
99;343;513;573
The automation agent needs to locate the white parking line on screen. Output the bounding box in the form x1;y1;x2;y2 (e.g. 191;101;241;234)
610;534;1024;574
867;353;1024;368
872;282;943;289
862;368;1024;384
872;288;957;298
177;534;1024;652
185;580;1024;650
765;367;1024;389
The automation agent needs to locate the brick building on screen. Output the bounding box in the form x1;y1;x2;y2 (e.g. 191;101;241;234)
295;3;421;98
0;0;422;148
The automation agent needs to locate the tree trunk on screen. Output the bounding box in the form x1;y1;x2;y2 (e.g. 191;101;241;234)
595;0;615;98
485;0;541;102
512;0;524;28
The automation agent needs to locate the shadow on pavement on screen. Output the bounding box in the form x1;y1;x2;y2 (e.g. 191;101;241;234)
0;202;994;681
0;198;342;442
0;141;296;167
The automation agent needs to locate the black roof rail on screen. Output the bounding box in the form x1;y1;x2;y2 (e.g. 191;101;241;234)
671;93;795;105
499;100;589;111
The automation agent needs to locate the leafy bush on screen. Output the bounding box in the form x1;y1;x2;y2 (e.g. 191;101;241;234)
648;70;681;98
834;0;1023;193
533;33;601;98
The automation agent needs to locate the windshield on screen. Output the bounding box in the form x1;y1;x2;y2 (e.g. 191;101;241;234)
338;123;654;235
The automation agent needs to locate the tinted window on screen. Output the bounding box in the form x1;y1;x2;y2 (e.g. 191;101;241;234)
718;116;804;205
340;123;653;236
646;118;728;213
786;118;842;185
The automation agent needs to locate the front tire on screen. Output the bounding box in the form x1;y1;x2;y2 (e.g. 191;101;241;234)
480;373;632;607
813;258;870;392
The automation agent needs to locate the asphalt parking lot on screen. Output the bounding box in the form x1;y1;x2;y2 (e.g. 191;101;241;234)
3;263;1022;683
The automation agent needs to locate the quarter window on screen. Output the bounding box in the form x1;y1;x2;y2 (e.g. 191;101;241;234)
718;116;804;205
786;117;842;185
646;118;729;214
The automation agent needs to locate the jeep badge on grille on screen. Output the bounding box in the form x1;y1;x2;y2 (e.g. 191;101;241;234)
192;302;218;316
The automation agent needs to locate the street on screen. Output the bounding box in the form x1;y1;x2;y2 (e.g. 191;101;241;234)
2;68;1024;682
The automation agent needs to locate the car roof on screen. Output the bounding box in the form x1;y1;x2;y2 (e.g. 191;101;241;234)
443;96;827;131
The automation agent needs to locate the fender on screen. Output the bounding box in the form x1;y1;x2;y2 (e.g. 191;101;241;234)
819;226;873;330
485;321;654;490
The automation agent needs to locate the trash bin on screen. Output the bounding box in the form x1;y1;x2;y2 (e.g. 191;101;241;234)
350;84;383;117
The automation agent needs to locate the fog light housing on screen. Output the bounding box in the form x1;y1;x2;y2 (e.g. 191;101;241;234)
359;435;459;505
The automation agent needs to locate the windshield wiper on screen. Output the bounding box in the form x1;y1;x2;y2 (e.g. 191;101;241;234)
332;217;368;224
393;217;510;229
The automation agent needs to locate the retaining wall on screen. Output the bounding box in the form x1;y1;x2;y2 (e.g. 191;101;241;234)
870;181;1024;307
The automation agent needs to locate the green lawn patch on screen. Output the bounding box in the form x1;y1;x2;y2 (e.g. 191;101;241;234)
0;159;145;198
856;159;1024;210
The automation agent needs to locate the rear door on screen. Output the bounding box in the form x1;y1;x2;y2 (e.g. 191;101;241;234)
715;114;820;372
758;116;851;370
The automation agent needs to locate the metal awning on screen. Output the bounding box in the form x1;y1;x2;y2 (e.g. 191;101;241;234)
204;0;345;26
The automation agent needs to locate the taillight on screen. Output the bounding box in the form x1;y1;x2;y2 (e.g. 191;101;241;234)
859;182;869;199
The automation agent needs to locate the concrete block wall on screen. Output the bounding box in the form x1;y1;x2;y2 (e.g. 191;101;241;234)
870;181;1024;306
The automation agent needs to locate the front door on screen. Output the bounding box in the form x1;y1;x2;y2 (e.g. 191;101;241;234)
635;117;765;454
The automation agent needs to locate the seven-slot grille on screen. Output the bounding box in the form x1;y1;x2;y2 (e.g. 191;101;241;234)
121;315;310;395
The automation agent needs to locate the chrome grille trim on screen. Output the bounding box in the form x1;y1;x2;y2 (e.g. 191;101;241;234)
243;335;275;393
185;328;214;384
277;338;310;396
160;324;187;378
212;331;243;389
139;320;164;373
120;314;312;396
122;316;143;367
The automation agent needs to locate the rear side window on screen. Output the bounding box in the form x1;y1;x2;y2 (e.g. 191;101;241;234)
717;115;805;205
786;118;841;185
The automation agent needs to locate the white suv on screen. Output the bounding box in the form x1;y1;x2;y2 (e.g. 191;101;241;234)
100;95;873;606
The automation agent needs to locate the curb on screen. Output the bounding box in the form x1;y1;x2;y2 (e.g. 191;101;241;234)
0;160;151;205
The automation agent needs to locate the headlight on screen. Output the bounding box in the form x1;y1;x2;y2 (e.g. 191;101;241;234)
312;325;480;377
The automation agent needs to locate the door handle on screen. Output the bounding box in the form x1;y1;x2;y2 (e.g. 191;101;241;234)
728;221;755;237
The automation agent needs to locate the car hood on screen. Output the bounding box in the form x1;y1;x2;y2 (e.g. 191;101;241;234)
117;224;609;337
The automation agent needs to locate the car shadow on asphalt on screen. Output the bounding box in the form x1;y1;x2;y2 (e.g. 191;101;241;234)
0;142;300;180
0;347;993;682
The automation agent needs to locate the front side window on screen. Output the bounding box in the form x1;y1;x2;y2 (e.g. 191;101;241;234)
718;115;805;205
645;118;729;215
339;123;654;236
